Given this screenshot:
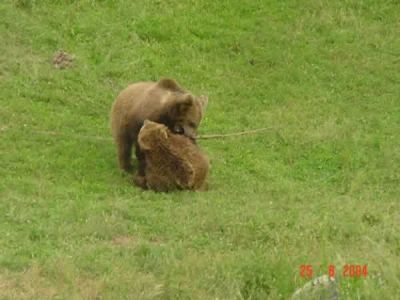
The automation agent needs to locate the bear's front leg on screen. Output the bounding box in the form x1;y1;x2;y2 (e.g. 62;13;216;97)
117;134;134;172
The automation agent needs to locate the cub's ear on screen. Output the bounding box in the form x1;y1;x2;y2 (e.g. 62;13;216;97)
197;95;208;114
170;93;194;117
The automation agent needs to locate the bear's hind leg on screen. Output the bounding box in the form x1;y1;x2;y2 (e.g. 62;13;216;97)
133;173;147;189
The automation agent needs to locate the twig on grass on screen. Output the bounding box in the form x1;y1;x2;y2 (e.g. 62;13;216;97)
4;126;279;142
197;127;277;139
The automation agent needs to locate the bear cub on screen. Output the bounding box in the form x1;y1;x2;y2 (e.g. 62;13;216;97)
110;78;208;177
136;120;209;192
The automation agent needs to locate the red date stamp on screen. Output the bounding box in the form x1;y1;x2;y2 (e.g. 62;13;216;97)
300;264;368;278
342;264;368;277
299;264;314;278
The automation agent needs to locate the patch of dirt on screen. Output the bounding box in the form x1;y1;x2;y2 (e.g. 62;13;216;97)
111;236;138;248
148;236;166;246
75;277;105;300
53;50;74;69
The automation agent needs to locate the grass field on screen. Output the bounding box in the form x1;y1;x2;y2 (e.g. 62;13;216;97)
1;0;399;299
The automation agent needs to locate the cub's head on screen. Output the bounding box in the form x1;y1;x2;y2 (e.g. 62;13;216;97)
165;93;208;141
138;120;170;151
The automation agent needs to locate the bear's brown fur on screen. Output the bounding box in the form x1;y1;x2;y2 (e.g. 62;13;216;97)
110;78;208;175
136;120;209;192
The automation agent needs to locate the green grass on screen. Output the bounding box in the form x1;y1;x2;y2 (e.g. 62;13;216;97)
1;0;399;299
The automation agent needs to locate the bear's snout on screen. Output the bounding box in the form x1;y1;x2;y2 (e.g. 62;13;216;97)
183;129;197;142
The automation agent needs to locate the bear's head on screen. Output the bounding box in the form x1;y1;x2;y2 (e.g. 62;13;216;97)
138;120;170;151
167;93;208;141
155;78;208;141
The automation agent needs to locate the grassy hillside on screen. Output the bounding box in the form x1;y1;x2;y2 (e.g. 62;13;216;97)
1;0;399;299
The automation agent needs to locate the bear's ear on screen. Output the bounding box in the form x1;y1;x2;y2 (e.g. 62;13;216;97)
197;95;208;114
153;124;169;141
169;93;194;117
157;78;184;92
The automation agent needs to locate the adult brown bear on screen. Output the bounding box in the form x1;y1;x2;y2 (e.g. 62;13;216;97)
136;120;209;192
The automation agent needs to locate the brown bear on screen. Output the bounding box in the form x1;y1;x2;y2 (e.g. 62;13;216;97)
136;120;209;192
110;78;208;176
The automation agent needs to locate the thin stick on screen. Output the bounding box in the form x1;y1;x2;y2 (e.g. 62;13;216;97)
198;127;276;139
5;127;277;141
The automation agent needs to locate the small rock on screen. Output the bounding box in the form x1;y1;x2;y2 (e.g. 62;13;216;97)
291;275;339;300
